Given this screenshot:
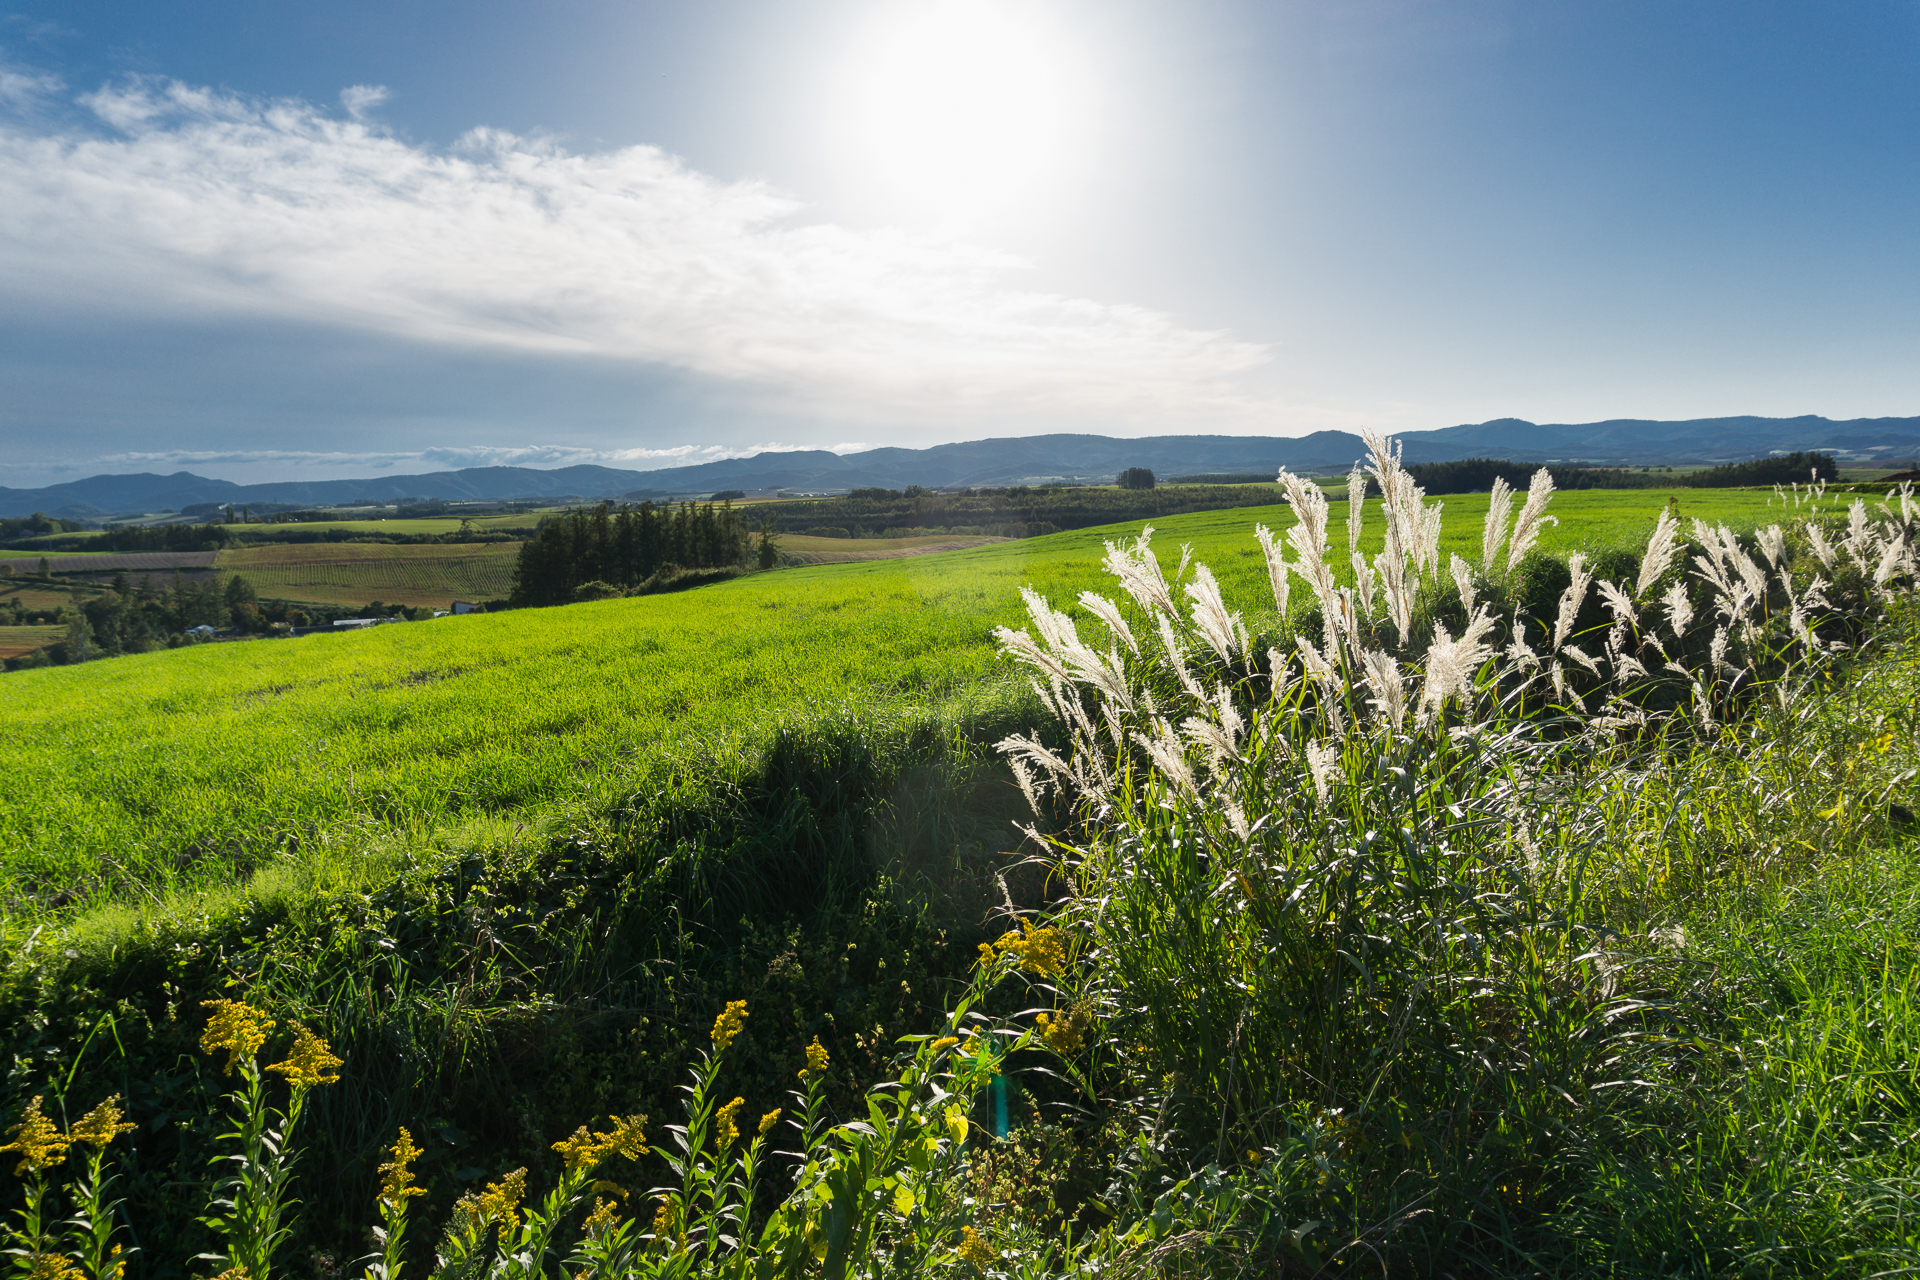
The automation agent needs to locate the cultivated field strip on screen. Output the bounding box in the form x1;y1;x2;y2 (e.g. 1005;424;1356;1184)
29;552;219;573
215;541;521;607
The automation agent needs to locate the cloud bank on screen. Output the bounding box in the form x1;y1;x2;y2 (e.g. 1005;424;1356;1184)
94;442;875;474
0;73;1271;423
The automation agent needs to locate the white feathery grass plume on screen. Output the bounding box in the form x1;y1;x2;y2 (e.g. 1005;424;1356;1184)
1504;620;1541;672
1873;533;1905;590
1845;500;1875;572
1729;541;1768;615
1417;501;1446;575
1213;682;1246;751
1420;608;1498;720
1380;552;1415;647
1156;613;1206;701
1450;554;1477;614
1265;648;1296;706
1756;524;1787;570
1549;658;1568;702
1180;715;1236;774
1253;524;1292;620
1296;635;1336;688
1636;508;1683;596
1277;469;1337;596
1709;624;1730;674
1102;528;1177;620
1563;644;1603;677
995;732;1073;789
1506;468;1559;571
1347;460;1368;554
999;587;1136;710
1184;564;1241;663
1306;739;1339;807
1008;756;1041;814
1692;678;1715;729
1134;718;1198;795
1336;587;1366;662
1597;579;1638;627
1806;522;1838;571
1351;551;1377;616
1482;476;1516;571
1222;799;1251;841
1360;648;1408;732
1552;552;1593;651
1175;543;1195;584
1894;480;1916;527
1612;651;1650;685
1077;591;1139;655
1662;581;1695;638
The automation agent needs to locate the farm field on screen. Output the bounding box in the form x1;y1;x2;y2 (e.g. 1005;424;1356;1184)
776;532;1008;563
213;540;522;607
0;486;1788;917
0;625;63;660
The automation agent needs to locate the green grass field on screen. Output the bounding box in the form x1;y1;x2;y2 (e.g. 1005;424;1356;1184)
0;487;1785;918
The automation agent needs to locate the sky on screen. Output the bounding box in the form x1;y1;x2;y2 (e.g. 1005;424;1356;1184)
2;0;1918;486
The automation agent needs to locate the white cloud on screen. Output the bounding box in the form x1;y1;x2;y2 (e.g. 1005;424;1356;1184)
338;84;389;121
0;73;1275;426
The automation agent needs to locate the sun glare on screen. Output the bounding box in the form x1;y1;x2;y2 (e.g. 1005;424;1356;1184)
824;1;1096;230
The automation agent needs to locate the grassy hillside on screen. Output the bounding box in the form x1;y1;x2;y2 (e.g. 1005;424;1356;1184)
0;488;1783;918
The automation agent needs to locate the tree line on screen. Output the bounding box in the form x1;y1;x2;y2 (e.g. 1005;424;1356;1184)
762;483;1279;539
510;501;757;606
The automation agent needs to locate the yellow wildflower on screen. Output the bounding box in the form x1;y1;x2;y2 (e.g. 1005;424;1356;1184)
1;1097;70;1176
377;1128;428;1211
799;1036;830;1080
956;1226;997;1268
581;1196;621;1240
990;920;1067;977
469;1168;526;1237
552;1126;603;1173
1246;1149;1265;1167
711;1000;749;1052
69;1095;136;1150
944;1105;968;1145
22;1255;82;1280
599;1114;648;1161
1034;1007;1093;1055
649;1199;682;1252
930;1036;959;1052
590;1179;628;1200
758;1109;782;1137
715;1097;745;1149
206;1269;249;1280
264;1024;343;1089
199;1000;276;1076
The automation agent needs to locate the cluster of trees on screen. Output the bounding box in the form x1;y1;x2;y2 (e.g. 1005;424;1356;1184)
510;501;759;606
1402;451;1840;496
763;483;1278;539
0;573;306;669
1116;467;1157;490
0;513;89;542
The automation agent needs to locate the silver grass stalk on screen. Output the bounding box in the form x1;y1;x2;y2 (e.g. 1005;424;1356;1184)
1846;500;1875;572
1709;624;1730;674
1662;582;1695;638
1597;579;1638;627
1360;648;1408;732
1351;551;1376;616
1636;508;1682;596
1553;552;1593;651
1506;468;1559;571
1450;554;1477;614
1806;523;1837;570
1102;528;1177;620
1077;591;1139;655
1253;524;1292;620
1347;460;1368;554
1183;564;1241;662
1306;740;1338;807
1756;524;1787;569
1482;476;1515;571
1134;719;1198;795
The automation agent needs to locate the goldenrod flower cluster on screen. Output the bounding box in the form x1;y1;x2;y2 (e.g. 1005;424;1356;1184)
551;1114;647;1173
377;1128;428;1211
1034;1007;1094;1055
956;1225;997;1267
648;1199;683;1253
1;1096;69;1176
758;1109;782;1137
799;1036;830;1080
983;920;1067;977
453;1168;527;1239
22;1254;82;1280
711;1000;749;1052
715;1097;745;1149
206;1268;250;1280
69;1096;135;1150
199;1001;276;1076
264;1024;343;1089
930;1036;960;1052
581;1196;621;1240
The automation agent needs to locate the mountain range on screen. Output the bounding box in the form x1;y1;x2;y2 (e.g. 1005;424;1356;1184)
7;414;1918;520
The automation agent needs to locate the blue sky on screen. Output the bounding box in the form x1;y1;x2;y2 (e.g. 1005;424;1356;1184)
2;0;1917;485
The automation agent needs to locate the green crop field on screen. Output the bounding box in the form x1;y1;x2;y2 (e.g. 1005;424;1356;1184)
214;540;523;607
0;487;1785;918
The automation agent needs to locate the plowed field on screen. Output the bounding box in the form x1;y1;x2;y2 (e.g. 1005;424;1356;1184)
215;542;521;607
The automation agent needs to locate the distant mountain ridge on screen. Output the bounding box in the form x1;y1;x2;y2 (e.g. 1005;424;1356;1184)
7;414;1917;519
